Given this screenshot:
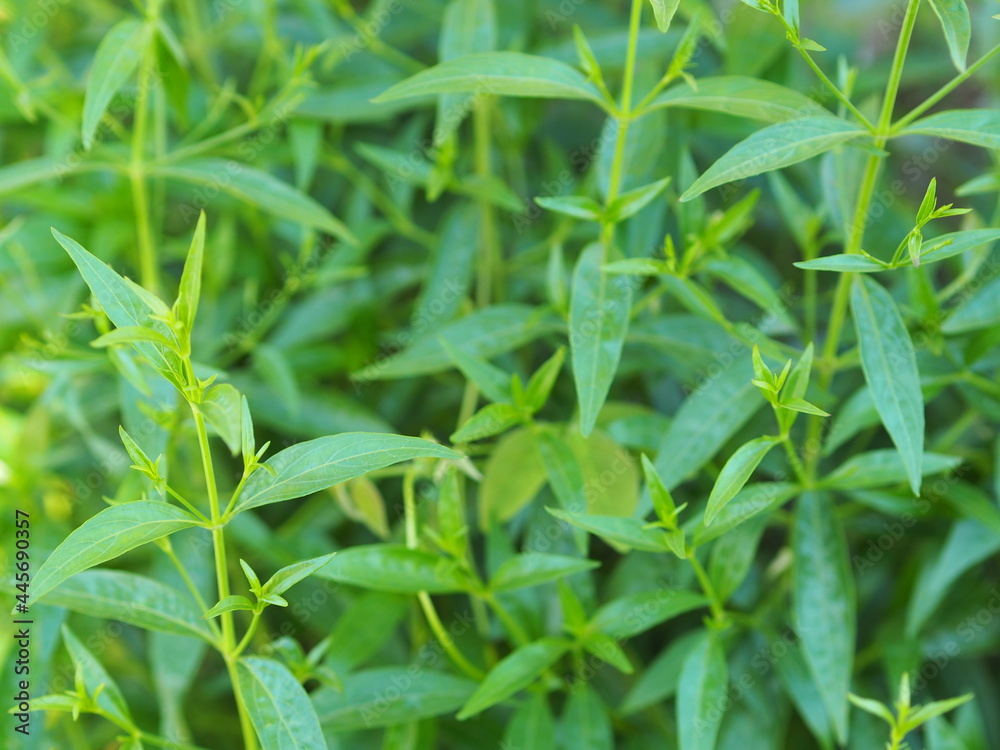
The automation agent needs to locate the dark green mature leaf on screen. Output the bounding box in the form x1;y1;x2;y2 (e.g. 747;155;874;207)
375;52;607;107
851;276;925;495
681;116;866;201
677;632;728;750
505;694;556;750
82;19;151;149
435;0;497;145
42;570;214;642
457;638;569;719
942;276;1000;334
238;657;325;750
919;228;1000;264
620;631;702;714
313;544;473;593
794;255;887;272
925;0;971;71
822;450;960;490
562;684;614;750
201;383;243;455
646;77;825;122
30;501;200;606
354;304;562;380
62;625;133;727
313;667;477;729
233;433;459;512
691;482;800;545
547;508;671;552
901;110;1000;150
589;588;708;639
571;243;633;436
53;229;186;388
490;553;598;592
153;159;355;242
793;492;855;744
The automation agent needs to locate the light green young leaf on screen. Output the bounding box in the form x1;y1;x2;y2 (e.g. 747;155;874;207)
203;595;256;618
546;508;671;552
505;693;556;750
794;492;855;744
480;427;548;527
43;570;214;641
440;338;511;403
490;553;598;592
313;544;472;593
606;176;671;223
642;454;678;526
847;694;895;725
524;346;566;412
777;342;815;433
901;110;1000;150
851;275;925;495
233;433;460;512
794;255;887;272
705;436;780;525
457;638;569;719
91;325;180;351
238;657;326;750
264;552;338;596
174;212;205;337
29;501;200;606
374;52;606;107
53;229;186;388
571;243;632;436
681;116;866;201
201;383;243;455
926;0;971;72
451;403;523;443
562;684;613;749
82;19;151;149
535;195;603;221
153;159;355;243
904;694;974;731
62;625;134;727
677;632;728;750
313;667;476;729
646;76;825;122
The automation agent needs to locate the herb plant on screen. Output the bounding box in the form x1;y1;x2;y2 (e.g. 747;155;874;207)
2;0;1000;748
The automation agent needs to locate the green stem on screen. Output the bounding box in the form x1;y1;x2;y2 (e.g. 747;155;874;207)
130;37;160;294
483;592;532;646
687;554;726;624
165;485;211;523
474;98;500;305
232;609;262;658
162;545;222;642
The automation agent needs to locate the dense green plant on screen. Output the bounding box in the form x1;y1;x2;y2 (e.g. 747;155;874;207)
2;0;1000;748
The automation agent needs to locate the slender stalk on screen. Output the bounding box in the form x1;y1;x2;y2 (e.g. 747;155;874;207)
130;39;160;294
232;610;262;658
687;554;726;624
473;97;500;305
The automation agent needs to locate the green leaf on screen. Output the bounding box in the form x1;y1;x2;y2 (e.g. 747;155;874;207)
793;492;855;744
457;638;569;719
705;436;780;525
654;360;764;493
313;544;472;593
91;325;179;351
375;52;606;107
153;159;355;243
535;195;603;221
926;0;971;72
52;229;186;388
681;116;865;201
793;255;887;272
589;588;708;639
29;501;200;606
201;383;243;455
547;508;671;552
901;110;1000;150
918;228;1000;264
204;595;256;618
480;427;548;527
677;632;728;750
451;402;523;443
505;693;556;750
490;553;598;592
435;0;498;145
0;156;67;196
822;450;960;490
440;338;512;403
847;694;895;725
62;625;134;727
621;631;702;714
642;454;678;526
82;19;151;149
606;176;672;222
535;428;588;551
582;631;634;674
708;513;768;602
237;657;326;750
264;552;338;596
777;342;816;433
571;243;633;436
313;667;477;730
646;76;825;122
851;275;925;495
524;346;566;412
42;570;214;641
562;684;613;749
173;211;205;337
942;276;1000;334
354;304;561;381
233;433;459;512
904;695;974;731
